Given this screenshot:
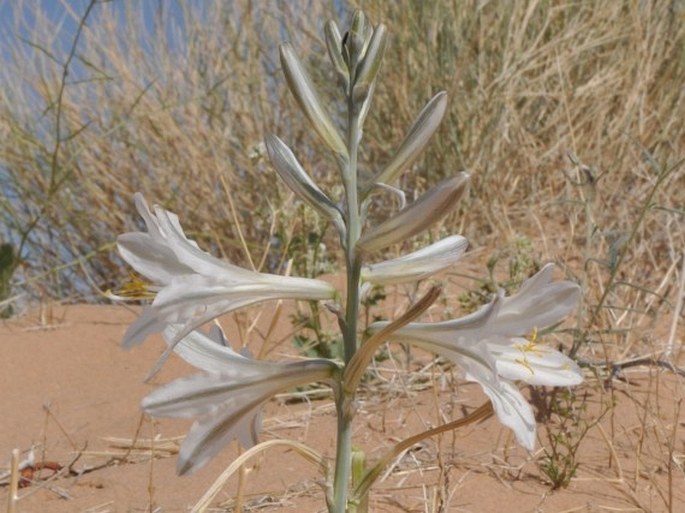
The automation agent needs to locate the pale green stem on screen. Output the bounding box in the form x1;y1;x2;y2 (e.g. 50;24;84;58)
331;94;363;513
331;395;354;513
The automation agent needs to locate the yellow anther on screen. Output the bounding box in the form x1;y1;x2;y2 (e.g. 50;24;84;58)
514;328;545;355
530;327;539;343
113;272;157;300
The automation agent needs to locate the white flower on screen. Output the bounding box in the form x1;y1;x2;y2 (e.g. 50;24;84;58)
117;194;337;348
361;235;468;285
367;264;582;449
143;325;338;475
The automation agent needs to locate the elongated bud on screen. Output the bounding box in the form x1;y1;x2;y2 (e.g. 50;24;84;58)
325;21;349;90
279;43;348;157
362;235;469;285
357;173;470;253
352;24;387;123
346;10;369;70
371;91;448;188
265;135;345;232
353;24;387;95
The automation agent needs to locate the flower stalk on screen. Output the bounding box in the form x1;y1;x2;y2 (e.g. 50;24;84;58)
332;55;365;513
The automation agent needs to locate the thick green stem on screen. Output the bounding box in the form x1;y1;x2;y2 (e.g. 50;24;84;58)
331;92;364;513
341;95;363;365
331;397;354;513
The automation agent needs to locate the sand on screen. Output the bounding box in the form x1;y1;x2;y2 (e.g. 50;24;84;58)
1;303;683;512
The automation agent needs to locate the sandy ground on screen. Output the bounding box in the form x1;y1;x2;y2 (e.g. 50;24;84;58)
1;303;684;512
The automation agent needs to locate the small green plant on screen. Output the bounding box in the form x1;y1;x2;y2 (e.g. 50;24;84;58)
458;236;540;314
538;388;585;489
291;304;343;360
536;386;609;489
0;242;16;318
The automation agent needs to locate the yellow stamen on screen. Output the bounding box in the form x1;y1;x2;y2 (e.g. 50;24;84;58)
515;357;535;375
513;327;546;375
113;272;157;300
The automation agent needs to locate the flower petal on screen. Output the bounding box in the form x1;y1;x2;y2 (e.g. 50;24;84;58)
177;401;264;475
122;307;168;348
151;204;251;279
165;325;251;373
370;92;448;188
474;375;536;450
362;235;468;285
492;264;580;335
368;291;502;343
324;21;348;89
117;232;190;284
280;43;347;156
366;264;582;452
414;336;537;450
118;195;338;349
141;327;338;474
265;134;345;231
147;275;336;347
142;373;265;418
489;339;583;386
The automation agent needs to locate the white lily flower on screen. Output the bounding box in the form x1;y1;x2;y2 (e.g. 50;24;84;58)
117;194;337;348
143;325;338;475
361;235;468;285
367;264;582;450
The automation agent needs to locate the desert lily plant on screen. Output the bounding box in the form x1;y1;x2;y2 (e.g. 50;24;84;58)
116;11;583;513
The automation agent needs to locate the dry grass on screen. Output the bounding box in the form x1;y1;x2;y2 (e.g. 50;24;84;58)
1;1;682;301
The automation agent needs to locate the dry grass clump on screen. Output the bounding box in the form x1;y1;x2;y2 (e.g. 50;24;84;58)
0;1;339;303
0;0;683;313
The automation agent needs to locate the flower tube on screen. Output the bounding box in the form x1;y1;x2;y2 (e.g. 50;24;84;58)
117;194;337;348
143;325;338;475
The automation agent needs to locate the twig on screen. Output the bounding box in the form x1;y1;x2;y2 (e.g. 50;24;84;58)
666;250;685;359
6;449;19;513
578;355;685;383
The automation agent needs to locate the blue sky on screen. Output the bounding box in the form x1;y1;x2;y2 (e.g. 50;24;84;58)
0;1;188;60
